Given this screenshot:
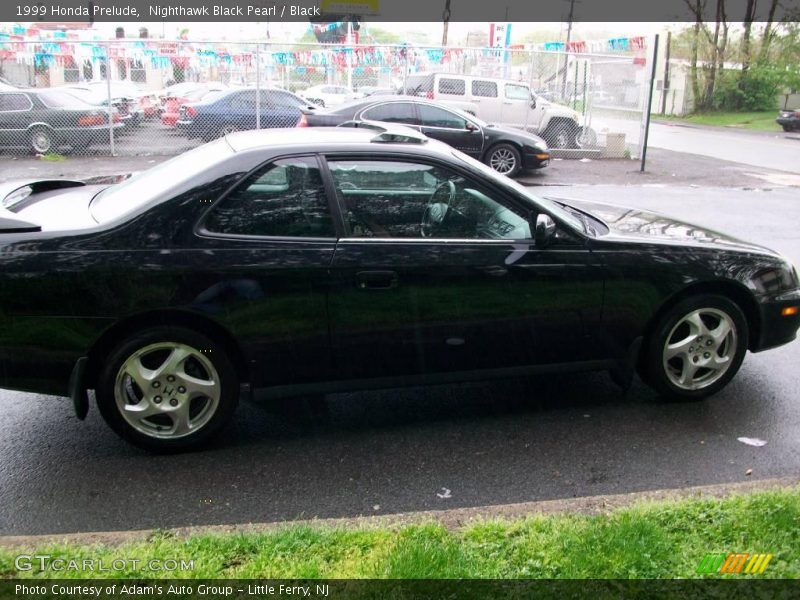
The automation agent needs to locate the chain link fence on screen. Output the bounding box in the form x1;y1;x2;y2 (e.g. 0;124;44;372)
0;39;653;158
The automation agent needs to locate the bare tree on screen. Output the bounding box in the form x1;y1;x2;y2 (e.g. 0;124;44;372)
758;0;780;63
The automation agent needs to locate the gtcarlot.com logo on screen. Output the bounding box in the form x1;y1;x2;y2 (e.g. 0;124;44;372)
15;554;194;573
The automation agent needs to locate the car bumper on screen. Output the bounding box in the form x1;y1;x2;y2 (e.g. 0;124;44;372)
176;119;201;138
523;150;550;169
752;289;800;352
776;116;799;128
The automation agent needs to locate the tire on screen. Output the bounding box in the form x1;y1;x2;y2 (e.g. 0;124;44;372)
641;294;748;402
485;143;522;177
782;124;793;133
29;127;54;154
96;326;240;452
544;122;575;149
575;126;597;148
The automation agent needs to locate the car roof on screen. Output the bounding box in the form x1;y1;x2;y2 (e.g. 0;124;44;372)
224;126;453;156
414;72;529;86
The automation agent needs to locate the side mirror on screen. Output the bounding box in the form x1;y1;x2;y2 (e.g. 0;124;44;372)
530;97;537;109
465;121;477;131
534;213;556;248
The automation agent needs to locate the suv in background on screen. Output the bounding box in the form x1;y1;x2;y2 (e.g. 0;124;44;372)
402;73;588;149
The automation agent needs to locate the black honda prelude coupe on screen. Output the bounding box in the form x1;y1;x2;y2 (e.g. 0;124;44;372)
0;127;798;451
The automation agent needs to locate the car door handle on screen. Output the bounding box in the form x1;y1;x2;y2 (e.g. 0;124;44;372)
356;270;399;290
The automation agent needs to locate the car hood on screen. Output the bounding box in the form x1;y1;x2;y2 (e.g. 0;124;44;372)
553;197;779;257
484;124;548;149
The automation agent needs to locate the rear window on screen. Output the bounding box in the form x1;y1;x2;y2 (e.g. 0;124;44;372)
0;93;32;111
438;78;466;96
39;90;92;109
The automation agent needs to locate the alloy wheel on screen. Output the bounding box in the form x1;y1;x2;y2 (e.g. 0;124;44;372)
31;130;52;154
114;342;221;439
662;308;738;391
489;148;517;175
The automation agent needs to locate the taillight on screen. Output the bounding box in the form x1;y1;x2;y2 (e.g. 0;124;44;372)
426;91;434;99
181;105;197;119
297;113;308;127
78;113;106;126
112;112;121;123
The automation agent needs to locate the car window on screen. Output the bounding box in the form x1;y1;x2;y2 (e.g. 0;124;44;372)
327;159;530;240
417;105;467;129
229;92;256;109
361;102;419;125
205;157;334;238
472;80;498;98
438;78;466;96
39;90;91;108
0;93;32;111
506;84;531;101
403;74;433;96
265;90;303;109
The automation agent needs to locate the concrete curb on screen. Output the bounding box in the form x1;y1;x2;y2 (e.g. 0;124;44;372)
1;476;797;549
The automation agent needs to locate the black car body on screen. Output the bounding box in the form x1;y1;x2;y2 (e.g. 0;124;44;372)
0;89;123;153
177;88;317;141
301;97;549;176
0;127;798;451
776;109;800;132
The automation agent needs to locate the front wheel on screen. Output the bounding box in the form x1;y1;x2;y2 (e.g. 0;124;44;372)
641;295;748;402
96;326;240;452
485;143;522;177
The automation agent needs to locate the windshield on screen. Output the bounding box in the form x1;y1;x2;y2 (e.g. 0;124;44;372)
89;139;234;223
450;149;584;233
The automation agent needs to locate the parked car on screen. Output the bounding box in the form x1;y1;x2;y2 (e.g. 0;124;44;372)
300;84;356;107
64;83;145;126
161;86;228;127
0;88;122;153
60;86;136;131
776;108;800;132
177;88;317;141
401;73;591;148
85;81;158;120
301;97;549;176
1;126;798;451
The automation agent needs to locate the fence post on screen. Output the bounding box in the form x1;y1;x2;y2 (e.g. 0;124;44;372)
524;48;535;132
401;44;408;95
105;41;115;157
639;34;659;172
255;43;261;129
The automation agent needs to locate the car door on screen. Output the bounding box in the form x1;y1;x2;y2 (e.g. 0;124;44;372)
225;91;258;131
193;155;338;388
502;82;537;131
0;92;34;147
416;104;484;158
323;154;604;381
470;79;502;124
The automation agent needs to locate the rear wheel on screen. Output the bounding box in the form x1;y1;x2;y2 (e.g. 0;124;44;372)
641;295;748;402
29;127;54;154
96;326;239;452
782;124;793;132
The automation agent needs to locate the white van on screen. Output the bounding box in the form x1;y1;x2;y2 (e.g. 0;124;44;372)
402;73;588;148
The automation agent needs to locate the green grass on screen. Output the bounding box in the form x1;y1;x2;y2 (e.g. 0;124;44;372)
38;153;66;162
655;110;781;131
2;487;798;579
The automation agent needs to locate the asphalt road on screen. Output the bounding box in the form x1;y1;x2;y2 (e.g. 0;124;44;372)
595;115;800;174
1;186;799;537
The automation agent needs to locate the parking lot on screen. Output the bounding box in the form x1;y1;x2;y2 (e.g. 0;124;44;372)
1;183;798;536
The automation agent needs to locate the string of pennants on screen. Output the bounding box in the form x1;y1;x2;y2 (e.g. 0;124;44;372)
0;28;648;73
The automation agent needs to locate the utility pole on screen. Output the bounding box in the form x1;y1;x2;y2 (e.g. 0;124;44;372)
441;0;451;46
561;0;575;99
